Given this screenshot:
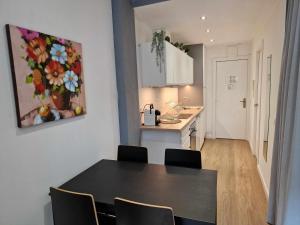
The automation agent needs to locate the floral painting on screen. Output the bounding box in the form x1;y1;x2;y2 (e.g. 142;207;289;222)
6;25;86;128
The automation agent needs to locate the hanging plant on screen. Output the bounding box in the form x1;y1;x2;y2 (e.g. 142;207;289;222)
183;45;190;53
151;30;166;72
170;41;190;54
165;36;171;42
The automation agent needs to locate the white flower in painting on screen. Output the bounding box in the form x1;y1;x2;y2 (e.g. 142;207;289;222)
50;44;67;64
64;70;78;92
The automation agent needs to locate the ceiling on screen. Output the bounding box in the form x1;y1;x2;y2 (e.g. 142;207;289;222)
134;0;279;45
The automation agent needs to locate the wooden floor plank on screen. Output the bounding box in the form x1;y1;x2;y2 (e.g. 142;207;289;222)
201;139;268;225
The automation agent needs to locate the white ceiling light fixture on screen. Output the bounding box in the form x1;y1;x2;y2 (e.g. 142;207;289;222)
206;29;210;33
201;16;206;20
210;39;215;42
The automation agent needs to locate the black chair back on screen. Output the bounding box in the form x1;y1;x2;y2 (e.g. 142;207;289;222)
165;148;202;169
117;145;148;163
115;198;174;225
50;187;99;225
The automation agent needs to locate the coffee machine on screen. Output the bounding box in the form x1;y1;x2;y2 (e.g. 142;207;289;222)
143;104;161;126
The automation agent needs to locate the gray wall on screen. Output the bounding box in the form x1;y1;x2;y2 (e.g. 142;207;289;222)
178;44;204;106
112;0;168;145
112;0;141;145
131;0;169;7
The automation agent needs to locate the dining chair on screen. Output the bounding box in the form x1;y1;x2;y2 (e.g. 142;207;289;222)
117;145;148;163
97;213;116;225
50;187;99;225
165;148;202;169
114;197;175;225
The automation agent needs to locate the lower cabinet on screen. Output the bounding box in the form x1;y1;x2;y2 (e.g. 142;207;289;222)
141;111;206;165
181;124;192;149
141;130;184;164
196;111;206;150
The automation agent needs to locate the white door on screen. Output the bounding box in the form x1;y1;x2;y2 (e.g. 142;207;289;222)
216;60;248;139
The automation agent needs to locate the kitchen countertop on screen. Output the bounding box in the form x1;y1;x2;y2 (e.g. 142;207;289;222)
141;107;204;132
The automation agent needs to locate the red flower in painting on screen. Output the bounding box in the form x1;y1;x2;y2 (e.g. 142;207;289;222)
35;83;45;94
45;60;65;86
71;61;81;75
66;47;78;65
32;69;45;94
32;69;42;85
27;37;48;63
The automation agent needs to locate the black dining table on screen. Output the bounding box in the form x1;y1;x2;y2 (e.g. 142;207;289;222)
60;159;217;225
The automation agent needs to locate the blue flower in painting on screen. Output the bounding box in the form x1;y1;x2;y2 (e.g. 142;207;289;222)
64;70;78;92
50;44;67;64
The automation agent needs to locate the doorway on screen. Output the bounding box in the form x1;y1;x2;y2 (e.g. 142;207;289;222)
215;59;248;139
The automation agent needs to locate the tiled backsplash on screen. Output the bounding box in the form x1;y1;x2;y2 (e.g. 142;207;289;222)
139;87;178;114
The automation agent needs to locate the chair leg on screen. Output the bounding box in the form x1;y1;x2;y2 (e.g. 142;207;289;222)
97;212;116;225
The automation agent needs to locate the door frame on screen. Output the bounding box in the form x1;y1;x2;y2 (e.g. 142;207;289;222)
254;49;264;160
251;39;264;159
212;56;250;139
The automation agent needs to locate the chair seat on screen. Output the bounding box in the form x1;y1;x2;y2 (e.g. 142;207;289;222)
115;198;175;225
165;148;202;169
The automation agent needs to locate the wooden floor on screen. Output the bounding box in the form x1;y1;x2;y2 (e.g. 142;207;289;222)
201;139;268;225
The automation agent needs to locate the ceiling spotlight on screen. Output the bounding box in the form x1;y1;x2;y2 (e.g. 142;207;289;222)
210;39;215;42
201;16;206;20
206;29;210;33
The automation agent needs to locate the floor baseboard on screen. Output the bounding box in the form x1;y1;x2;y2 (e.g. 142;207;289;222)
257;164;269;199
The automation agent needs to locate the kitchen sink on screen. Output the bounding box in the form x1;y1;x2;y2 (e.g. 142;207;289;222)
160;119;181;124
177;113;193;119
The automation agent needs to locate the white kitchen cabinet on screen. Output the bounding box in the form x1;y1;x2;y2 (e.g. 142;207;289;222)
176;49;193;85
141;130;184;164
196;110;206;150
165;41;177;85
141;119;196;164
139;42;165;87
139;41;194;87
186;56;194;84
181;123;192;149
141;110;206;164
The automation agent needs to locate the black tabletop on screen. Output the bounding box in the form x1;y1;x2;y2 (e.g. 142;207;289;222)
60;159;217;225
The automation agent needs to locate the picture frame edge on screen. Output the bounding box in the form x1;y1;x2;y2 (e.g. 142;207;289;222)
5;24;23;128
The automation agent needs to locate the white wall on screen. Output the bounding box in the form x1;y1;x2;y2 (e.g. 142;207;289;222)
0;1;120;225
249;0;286;196
205;42;252;139
135;18;178;114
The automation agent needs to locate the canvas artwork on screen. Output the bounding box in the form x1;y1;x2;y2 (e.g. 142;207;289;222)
6;25;86;128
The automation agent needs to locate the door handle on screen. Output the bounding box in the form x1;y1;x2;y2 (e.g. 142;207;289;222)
240;98;246;108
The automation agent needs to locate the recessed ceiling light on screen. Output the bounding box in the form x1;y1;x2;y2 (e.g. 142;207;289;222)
201;16;206;20
206;29;210;33
210;39;214;42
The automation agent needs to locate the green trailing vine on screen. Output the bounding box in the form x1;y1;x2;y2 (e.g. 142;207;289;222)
151;31;190;72
151;30;165;72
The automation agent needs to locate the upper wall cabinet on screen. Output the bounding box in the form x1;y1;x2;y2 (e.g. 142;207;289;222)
139;41;193;87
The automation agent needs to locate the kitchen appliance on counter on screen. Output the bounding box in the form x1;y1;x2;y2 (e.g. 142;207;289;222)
143;104;161;126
